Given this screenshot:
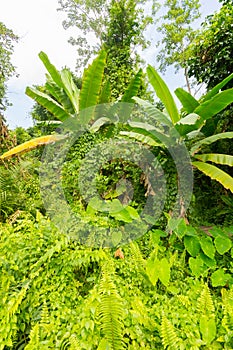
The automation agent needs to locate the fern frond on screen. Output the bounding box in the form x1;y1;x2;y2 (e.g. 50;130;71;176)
40;301;50;325
197;284;215;316
161;315;180;349
97;263;126;350
24;323;40;350
176;295;191;308
221;288;233;332
69;334;81;350
8;281;30;318
130;241;145;271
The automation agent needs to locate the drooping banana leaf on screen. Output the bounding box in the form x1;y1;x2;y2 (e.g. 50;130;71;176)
26;87;71;122
0;135;65;160
120;131;162;147
201;73;233;103
191;132;233;155
132;97;172;127
194;154;233;167
147;65;179;124
192;161;233;193
175;88;199;114
127;121;169;146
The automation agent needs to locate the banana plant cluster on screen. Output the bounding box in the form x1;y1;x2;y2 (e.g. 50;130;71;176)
1;50;233;194
123;67;233;193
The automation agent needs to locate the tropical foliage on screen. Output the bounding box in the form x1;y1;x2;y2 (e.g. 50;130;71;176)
1;2;233;349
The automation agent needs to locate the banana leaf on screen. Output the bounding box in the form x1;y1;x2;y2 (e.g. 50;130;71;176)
192;161;233;193
175;88;199;113
26;87;70;122
39;51;63;88
0;135;65;160
191;132;233;155
194;154;233;167
121;69;143;103
194;88;233;120
79;50;107;111
201;73;233;103
147;65;179;124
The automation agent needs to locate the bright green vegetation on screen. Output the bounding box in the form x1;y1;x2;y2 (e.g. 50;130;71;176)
1;1;233;349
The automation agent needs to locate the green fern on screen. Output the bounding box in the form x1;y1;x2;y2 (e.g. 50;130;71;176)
24;323;40;350
97;262;126;350
221;288;233;332
161;315;181;349
69;334;81;350
197;284;215;316
129;241;145;272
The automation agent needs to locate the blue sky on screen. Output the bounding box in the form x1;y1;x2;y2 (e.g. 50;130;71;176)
1;0;221;130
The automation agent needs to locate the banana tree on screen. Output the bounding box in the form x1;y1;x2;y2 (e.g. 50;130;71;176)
0;50;143;160
121;67;233;193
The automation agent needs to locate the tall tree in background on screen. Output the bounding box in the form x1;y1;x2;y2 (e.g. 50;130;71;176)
187;0;233;90
0;22;18;153
58;0;159;70
102;0;147;99
156;0;201;93
0;22;18;113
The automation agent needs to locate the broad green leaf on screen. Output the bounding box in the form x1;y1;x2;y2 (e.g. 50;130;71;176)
111;231;123;246
175;88;199;113
189;256;206;277
192;161;233;193
110;209;132;223
201;73;233;102
26;87;70;121
125;206;140;221
184;236;200;257
191;132;233;155
127;122;169;146
177;113;200;125
146;255;159;286
214;236;232;255
98;80;111;104
90;117;111;132
158;258;170;287
39;51;63;88
194;154;233;167
60;69;80;114
107;199;124;213
132;97;172;127
194;88;233;121
211;269;231;287
200;236;215;259
45;77;75;114
121;69;143;102
199;252;216;268
185;226;198;237
151;229;167;244
120;131;162;146
146;65;180;124
200;316;216;345
79;50;107;111
175;113;202;136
